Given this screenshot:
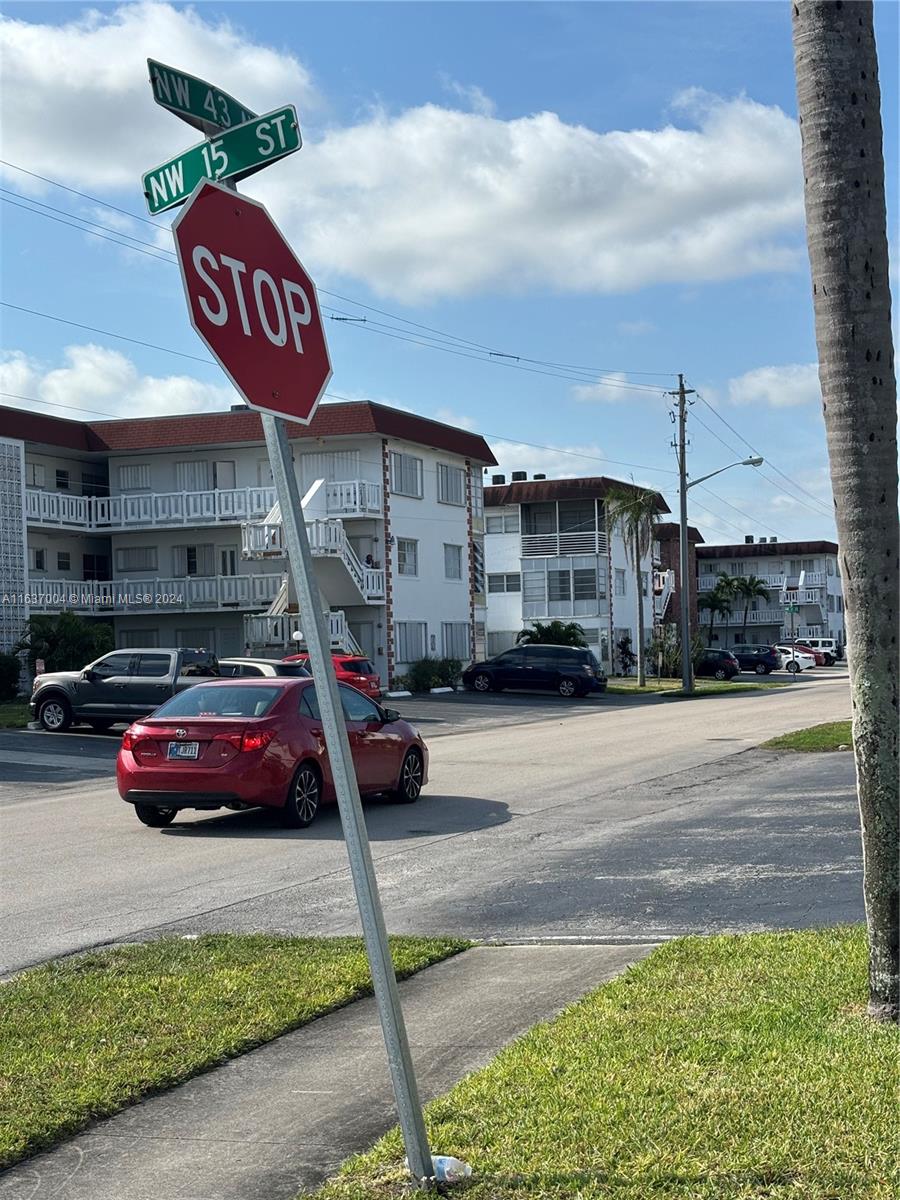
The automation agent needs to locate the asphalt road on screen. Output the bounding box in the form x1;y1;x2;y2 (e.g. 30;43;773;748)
1;670;856;974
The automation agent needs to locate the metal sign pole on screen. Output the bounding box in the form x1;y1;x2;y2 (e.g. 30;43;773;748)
261;413;434;1188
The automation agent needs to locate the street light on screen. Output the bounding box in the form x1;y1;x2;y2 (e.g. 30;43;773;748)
679;456;764;693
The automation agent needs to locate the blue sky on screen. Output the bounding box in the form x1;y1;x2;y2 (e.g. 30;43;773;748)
1;1;896;545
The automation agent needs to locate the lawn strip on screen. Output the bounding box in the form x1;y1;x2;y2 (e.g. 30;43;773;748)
0;701;29;728
0;933;468;1169
306;927;897;1200
606;678;786;696
761;720;853;752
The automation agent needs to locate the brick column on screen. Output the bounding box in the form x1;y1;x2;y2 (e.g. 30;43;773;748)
381;440;395;683
466;459;476;661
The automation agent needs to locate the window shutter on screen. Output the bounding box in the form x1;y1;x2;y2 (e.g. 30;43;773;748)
172;546;188;577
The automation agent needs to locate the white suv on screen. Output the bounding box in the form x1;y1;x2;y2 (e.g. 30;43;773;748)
800;637;842;665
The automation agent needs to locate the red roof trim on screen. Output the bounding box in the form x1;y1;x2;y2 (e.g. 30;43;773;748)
697;540;839;557
485;476;670;513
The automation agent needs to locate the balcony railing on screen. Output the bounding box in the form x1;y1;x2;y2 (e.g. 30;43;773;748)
242;516;385;602
244;611;365;656
25;480;383;532
520;530;609;557
26;574;282;614
25;487;277;530
697;571;829;592
712;609;786;626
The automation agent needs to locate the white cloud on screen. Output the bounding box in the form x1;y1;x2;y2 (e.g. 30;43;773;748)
439;74;496;117
488;439;612;482
0;345;236;418
433;407;477;431
728;363;821;408
572;372;633;403
1;5;805;302
616;319;657;337
0;2;316;191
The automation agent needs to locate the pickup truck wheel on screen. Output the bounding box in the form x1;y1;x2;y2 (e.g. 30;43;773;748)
38;697;72;732
135;804;177;828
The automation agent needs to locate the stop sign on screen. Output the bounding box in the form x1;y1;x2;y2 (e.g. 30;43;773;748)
172;179;332;423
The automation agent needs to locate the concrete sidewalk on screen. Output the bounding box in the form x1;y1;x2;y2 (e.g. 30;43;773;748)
0;944;653;1200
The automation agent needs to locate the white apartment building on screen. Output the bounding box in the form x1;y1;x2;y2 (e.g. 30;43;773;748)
483;474;671;669
0;402;495;686
696;537;845;648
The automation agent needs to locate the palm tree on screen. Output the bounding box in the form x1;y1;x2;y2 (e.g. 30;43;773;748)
697;584;733;646
734;575;771;642
517;620;587;647
606;486;662;687
792;2;898;1021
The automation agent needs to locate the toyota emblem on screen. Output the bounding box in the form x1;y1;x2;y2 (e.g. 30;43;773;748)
175;728;187;738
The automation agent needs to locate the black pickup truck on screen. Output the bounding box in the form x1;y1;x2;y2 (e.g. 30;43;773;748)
30;648;219;732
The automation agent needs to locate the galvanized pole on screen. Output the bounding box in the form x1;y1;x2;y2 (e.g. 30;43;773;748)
261;413;435;1188
674;375;695;693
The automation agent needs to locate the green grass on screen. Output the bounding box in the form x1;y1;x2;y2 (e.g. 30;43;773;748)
606;677;786;696
0;701;29;728
307;928;898;1200
0;934;468;1169
761;721;854;752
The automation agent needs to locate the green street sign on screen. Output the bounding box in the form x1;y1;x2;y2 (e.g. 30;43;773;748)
785;604;799;613
148;59;256;132
142;106;301;215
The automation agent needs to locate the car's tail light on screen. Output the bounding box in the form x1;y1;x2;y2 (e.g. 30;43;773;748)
122;728;136;750
213;729;275;753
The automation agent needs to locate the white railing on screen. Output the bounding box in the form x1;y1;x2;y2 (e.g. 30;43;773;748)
26;574;282;613
243;610;365;655
653;569;675;619
784;626;824;640
26;487;277;530
521;530;609;557
324;479;383;516
710;608;785;626
697;573;787;592
242;516;385;602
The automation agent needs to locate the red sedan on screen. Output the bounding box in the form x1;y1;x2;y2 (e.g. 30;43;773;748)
283;653;382;699
116;677;427;829
792;642;826;666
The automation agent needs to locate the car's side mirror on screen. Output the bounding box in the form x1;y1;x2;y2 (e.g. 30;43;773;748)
381;707;400;723
82;668;98;682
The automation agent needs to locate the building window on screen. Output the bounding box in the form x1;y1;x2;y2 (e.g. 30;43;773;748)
56;551;71;572
522;502;556;535
472;537;485;594
115;546;158;572
641;571;648;597
81;472;107;497
213;461;236;490
598;566;608;599
55;469;70;491
488;573;522;593
397;538;418;576
558;499;596;534
522;570;546;605
395;621;427;664
173;544;214;577
390;452;423;498
573;567;597;601
485;511;520;534
119;629;160;648
548;569;571;602
437;463;466;506
83;554;109;581
470;468;484;518
25;462;46;488
487;631;519;656
119;463;151;491
444;544;463;580
29;547;46;572
615;569;626;596
441;622;470;660
220;548;238;576
175;460;211;492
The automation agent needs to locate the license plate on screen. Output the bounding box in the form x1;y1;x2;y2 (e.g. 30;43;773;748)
167;741;199;760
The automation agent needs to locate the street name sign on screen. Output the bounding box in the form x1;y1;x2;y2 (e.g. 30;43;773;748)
148;59;256;132
142;106;301;214
172;179;332;423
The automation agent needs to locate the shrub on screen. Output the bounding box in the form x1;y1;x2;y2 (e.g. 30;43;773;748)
15;613;114;673
404;657;462;693
0;653;22;703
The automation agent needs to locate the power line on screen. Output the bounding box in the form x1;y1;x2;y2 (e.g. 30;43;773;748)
0;195;176;265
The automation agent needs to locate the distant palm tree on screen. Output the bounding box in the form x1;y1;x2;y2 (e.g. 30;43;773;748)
606;486;661;687
698;582;733;646
517;620;587;647
734;575;771;641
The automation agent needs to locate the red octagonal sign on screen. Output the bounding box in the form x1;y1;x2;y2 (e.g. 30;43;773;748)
173;179;332;424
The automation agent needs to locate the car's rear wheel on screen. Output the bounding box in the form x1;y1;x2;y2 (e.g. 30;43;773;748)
714;667;727;680
38;696;72;732
134;804;177;827
394;749;424;803
472;672;493;693
281;763;322;828
786;661;800;674
558;677;580;697
755;663;768;675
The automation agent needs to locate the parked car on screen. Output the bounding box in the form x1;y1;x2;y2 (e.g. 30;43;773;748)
799;637;841;665
729;644;783;675
219;657;311;678
116;677;427;828
282;653;382;698
790;642;826;666
696;649;741;680
774;645;817;673
462;643;607;697
31;648;219;732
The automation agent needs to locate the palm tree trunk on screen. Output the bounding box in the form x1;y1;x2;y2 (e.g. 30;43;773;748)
742;602;749;642
634;531;645;686
792;1;898;1021
708;606;715;645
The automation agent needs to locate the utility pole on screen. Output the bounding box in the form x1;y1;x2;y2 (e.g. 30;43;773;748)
671;374;695;693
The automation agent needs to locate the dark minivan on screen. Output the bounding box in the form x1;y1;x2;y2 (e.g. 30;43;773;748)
463;644;607;698
729;644;783;675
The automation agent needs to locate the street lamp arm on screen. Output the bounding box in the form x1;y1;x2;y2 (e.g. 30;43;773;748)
686;457;763;490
